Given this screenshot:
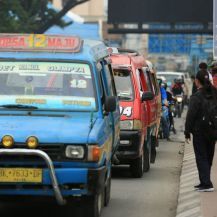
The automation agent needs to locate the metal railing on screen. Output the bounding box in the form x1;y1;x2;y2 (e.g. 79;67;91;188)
0;149;66;205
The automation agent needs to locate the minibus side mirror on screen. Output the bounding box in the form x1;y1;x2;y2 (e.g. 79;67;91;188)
142;91;154;102
105;96;117;113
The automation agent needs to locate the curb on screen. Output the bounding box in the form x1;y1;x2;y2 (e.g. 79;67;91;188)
176;143;203;217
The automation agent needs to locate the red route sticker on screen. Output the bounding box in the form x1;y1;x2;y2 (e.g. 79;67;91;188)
0;34;83;53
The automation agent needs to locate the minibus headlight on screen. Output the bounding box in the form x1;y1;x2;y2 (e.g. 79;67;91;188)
133;120;142;130
2;135;14;148
120;120;142;130
65;146;85;159
26;136;38;149
120;120;133;130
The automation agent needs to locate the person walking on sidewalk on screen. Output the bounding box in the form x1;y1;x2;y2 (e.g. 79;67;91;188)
191;75;197;95
199;62;214;85
185;70;217;192
210;61;217;88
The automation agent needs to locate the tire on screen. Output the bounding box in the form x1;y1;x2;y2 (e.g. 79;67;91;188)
130;148;144;178
158;122;163;139
143;145;150;172
171;119;176;134
150;136;157;164
104;173;111;207
178;105;181;118
85;191;104;217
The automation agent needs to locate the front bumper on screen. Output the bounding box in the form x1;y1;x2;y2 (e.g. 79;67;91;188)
0;149;106;205
116;130;142;162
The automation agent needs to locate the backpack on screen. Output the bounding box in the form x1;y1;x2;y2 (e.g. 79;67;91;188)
200;97;217;141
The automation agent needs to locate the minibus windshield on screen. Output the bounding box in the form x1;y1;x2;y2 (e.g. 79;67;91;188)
113;69;134;101
0;61;96;111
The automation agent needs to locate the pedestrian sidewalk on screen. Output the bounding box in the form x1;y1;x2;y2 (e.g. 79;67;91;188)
201;147;217;217
176;142;217;217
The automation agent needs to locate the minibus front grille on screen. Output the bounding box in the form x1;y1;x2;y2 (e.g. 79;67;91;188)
0;145;65;163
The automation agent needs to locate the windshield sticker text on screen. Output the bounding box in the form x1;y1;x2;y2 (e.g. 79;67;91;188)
62;100;91;106
70;79;87;88
0;62;91;76
16;98;46;104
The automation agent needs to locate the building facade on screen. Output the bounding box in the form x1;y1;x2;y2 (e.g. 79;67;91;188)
52;0;106;22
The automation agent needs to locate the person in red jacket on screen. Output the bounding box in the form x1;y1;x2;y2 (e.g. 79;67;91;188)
171;78;184;96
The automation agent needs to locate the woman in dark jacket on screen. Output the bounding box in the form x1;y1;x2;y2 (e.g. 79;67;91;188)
185;70;217;192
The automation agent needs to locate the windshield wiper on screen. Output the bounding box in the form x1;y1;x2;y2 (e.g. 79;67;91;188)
0;104;38;110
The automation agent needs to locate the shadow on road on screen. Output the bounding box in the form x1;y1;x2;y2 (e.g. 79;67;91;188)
112;166;132;179
0;201;84;217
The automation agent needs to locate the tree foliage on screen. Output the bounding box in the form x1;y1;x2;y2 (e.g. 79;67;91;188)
0;0;89;33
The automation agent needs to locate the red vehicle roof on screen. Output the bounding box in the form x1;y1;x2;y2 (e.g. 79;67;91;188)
111;54;147;69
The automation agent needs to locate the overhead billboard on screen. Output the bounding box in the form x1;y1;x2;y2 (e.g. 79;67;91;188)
108;0;212;23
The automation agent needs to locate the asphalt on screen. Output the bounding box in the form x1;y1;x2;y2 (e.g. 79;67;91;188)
0;121;184;217
2;113;208;217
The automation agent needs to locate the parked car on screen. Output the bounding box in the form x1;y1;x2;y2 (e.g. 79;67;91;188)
111;52;159;178
0;34;120;217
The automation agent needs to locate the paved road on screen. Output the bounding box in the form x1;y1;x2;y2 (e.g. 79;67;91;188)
103;116;185;217
0;117;185;217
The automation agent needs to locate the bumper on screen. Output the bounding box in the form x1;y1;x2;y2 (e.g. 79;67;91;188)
116;130;142;162
0;149;106;204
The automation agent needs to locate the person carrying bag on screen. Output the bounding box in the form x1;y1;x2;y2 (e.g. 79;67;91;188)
185;70;217;192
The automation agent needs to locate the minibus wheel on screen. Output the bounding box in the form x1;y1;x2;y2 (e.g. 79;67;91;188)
85;190;104;217
143;143;150;172
150;136;157;164
130;147;144;178
177;105;182;118
104;173;111;206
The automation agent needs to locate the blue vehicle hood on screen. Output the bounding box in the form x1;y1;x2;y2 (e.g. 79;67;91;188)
0;113;95;144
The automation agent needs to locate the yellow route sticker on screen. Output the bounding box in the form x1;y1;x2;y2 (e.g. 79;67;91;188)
16;98;46;104
62;100;91;106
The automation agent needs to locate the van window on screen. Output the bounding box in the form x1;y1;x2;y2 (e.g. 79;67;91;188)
96;62;103;98
99;71;106;106
137;69;146;92
104;64;116;96
150;73;159;95
114;69;134;101
144;70;154;92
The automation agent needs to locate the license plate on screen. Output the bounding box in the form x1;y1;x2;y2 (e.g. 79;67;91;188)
0;168;42;183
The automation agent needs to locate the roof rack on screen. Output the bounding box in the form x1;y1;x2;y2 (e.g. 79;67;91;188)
107;47;140;56
117;48;140;56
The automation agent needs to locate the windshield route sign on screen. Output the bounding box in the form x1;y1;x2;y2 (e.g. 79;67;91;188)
0;34;83;53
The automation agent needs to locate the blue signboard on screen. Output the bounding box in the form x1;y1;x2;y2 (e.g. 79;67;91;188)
148;34;192;54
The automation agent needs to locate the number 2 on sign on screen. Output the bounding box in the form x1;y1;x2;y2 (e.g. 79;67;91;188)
35;35;46;47
29;34;46;48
